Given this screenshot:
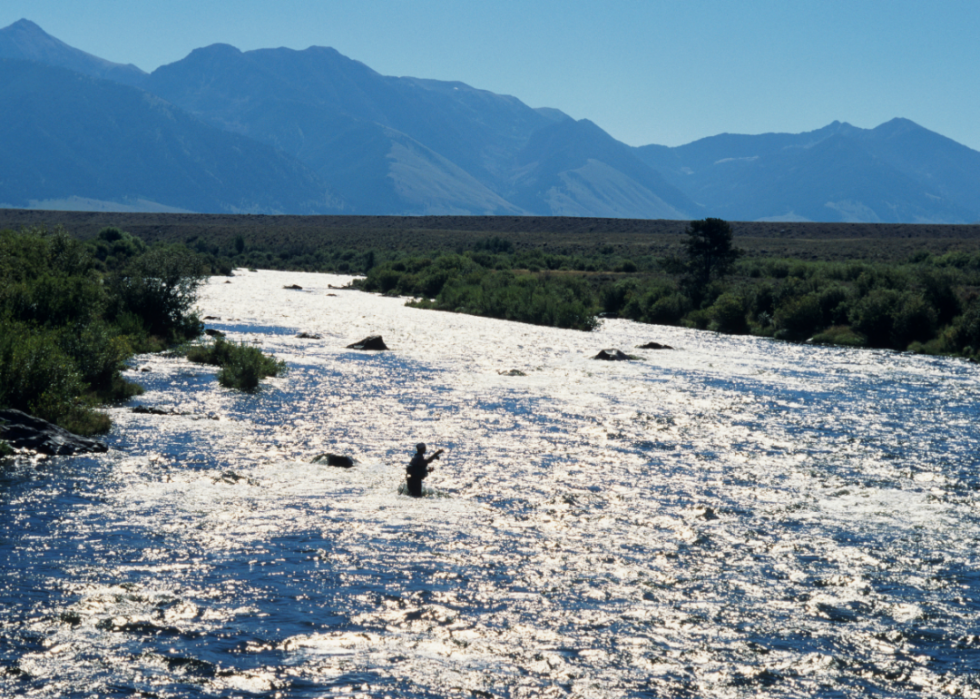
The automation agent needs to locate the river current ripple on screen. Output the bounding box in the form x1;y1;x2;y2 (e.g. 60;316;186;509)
2;270;979;698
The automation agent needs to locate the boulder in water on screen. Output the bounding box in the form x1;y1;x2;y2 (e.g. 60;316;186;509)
593;349;634;361
283;284;303;290
296;332;322;339
637;341;673;350
346;335;388;351
205;328;226;338
312;453;355;468
0;409;108;455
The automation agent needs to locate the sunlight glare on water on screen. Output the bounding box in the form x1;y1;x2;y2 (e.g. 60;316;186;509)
2;269;979;698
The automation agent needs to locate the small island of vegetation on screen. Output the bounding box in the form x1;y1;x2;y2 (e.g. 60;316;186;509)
186;337;286;391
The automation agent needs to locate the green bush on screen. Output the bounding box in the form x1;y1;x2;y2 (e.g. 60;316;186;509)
0;320;110;433
646;293;691;326
774;294;823;341
425;270;598;331
683;308;711;330
850;289;903;348
918;268;961;326
57;321;130;396
187;338;286;392
709;293;749;334
602;278;638;316
891;294;938;349
89;227;147;270
817;285;850;326
939;298;980;358
110;245;205;341
751;283;776;319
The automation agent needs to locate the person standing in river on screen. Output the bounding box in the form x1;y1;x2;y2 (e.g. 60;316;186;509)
405;443;443;497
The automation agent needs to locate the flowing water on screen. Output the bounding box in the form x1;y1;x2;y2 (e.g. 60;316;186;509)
2;270;979;698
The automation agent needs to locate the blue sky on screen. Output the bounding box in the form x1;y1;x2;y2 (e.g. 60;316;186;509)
2;0;978;150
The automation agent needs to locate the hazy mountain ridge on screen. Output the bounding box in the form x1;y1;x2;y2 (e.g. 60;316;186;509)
636;120;980;223
1;19;978;222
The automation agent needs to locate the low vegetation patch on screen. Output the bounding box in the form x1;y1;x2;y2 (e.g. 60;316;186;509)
809;326;866;347
186;338;286;391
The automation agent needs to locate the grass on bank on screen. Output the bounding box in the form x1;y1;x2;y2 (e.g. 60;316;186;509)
186;337;286;391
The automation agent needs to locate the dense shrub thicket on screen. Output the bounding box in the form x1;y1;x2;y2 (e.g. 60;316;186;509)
186;338;286;391
351;228;980;362
0;226;208;434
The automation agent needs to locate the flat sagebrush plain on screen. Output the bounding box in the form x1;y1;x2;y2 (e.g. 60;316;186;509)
1;210;978;264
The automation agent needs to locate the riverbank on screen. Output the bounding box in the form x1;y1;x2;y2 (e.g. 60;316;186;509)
0;226;209;435
3;214;979;393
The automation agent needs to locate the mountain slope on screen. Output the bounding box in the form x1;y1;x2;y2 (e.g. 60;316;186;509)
512;118;699;218
142;43;552;213
0;60;338;214
141;42;695;217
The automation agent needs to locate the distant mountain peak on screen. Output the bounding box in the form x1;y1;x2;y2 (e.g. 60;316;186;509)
189;42;243;57
7;18;44;33
0;18;146;85
872;117;922;137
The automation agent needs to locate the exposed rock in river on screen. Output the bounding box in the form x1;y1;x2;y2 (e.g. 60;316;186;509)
131;405;219;420
637;341;673;350
311;453;355;468
0;409;108;455
296;332;322;339
346;335;388;351
593;349;635;361
283;284;303;290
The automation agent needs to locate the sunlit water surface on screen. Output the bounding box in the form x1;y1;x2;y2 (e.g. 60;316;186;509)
2;270;979;698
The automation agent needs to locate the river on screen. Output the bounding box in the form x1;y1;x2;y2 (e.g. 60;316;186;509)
2;269;979;698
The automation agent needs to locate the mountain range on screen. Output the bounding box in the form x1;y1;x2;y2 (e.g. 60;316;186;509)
1;18;978;223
